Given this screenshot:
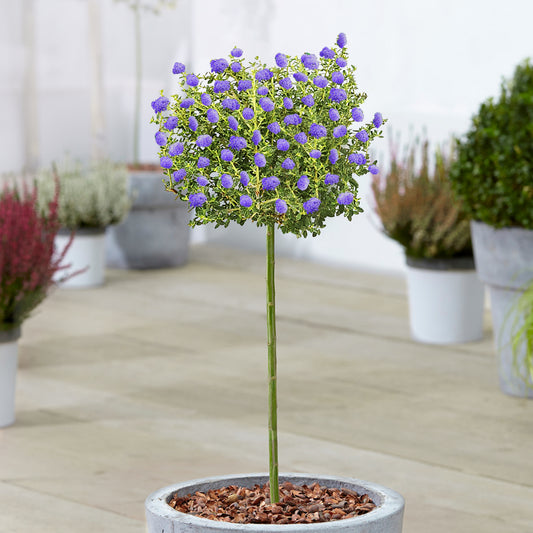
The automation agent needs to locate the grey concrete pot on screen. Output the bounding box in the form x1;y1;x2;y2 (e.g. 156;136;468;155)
0;326;21;428
145;473;404;532
106;170;190;269
471;221;533;397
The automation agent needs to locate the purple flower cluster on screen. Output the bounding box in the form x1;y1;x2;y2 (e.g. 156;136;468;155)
373;112;383;128
333;125;347;138
328;108;340;121
186;74;199;87
169;142;184;156
231;62;242;73
228;116;239;131
222;98;240;111
196;134;213;148
164;116;178;130
294;132;307;144
240;171;250;186
297;175;309;190
221;149;234;162
268;122;281;134
197;176;209;186
210;58;229;73
283;97;294;110
320;47;335;59
301;95;315;107
275;199;288;214
337;192;354;205
262;176;280;190
152;96;169;113
240;195;253;207
281;158;295;170
325;173;339;185
254;153;266;167
259;97;275;112
348;153;366;165
293;72;308;82
277;139;290;151
356;130;369;143
279;77;293;90
242;107;254;120
221;174;233;188
189;192;207;207
329;88;347;102
155;131;167;146
180;98;194;109
252;130;261;145
313;76;328;88
214;80;230;93
301;53;319;70
309;123;327;138
256;68;273;81
207;109;219;123
351;108;364;122
200;93;212;106
275;53;288;68
172;62;186;74
303;198;321;214
231;47;243;57
238;80;252;92
173;168;187;181
284;114;302;126
229;136;247;151
197;157;210;168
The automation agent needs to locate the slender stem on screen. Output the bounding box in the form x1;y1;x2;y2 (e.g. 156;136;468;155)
266;222;279;503
133;0;141;165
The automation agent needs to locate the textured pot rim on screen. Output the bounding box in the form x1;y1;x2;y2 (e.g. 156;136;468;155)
145;473;405;531
57;227;107;236
406;255;475;271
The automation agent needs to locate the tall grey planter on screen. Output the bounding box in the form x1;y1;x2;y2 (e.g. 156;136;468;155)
146;473;404;532
471;221;533;397
106;171;190;269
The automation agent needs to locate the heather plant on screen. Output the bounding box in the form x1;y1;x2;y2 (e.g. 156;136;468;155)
37;158;131;230
0;182;69;332
151;33;384;502
372;139;472;261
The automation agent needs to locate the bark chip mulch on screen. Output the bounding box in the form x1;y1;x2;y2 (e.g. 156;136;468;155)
168;481;376;525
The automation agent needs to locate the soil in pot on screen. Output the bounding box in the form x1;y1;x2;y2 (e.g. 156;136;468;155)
168;481;376;525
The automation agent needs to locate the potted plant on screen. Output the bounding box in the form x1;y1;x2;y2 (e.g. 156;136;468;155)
372;138;485;344
106;0;191;270
144;34;405;531
450;58;533;397
37;158;131;288
0;181;70;427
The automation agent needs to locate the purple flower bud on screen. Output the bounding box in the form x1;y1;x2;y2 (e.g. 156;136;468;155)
197;157;210;168
281;158;295;170
221;149;234;162
231;62;242;73
277;139;290;151
254;153;266;167
275;53;288;67
331;71;345;85
151;96;169;113
279;77;293;90
309;149;322;159
240;194;253;207
337;192;354;205
257;86;269;96
220;174;233;188
240;171;250;186
172;62;186;74
301;53;319;70
229;136;247;151
242;107;254;120
294;132;307;144
186;74;199;87
207;108;219;123
160;157;173;169
325;173;339;185
303;197;321;214
252;130;261;145
333;125;347;138
275;199;288;214
297;175;309;190
329;87;347;103
336;57;347;68
268;122;281;134
200;93;212;106
293;72;308;82
373;112;383;128
214;80;230;93
238;80;252;92
320;47;335;59
313;76;328;88
164;116;178;130
328;108;340;122
329;149;339;165
309;123;327;138
231;47;243;57
255;68;273;82
155;131;167;146
283;97;294;110
262;176;280;190
284;114;302;126
348;153;366;165
196;135;213;148
222;98;240;111
337;33;347;48
259;97;275;112
169;142;184;156
188;116;198;131
228;116;239;131
210;58;229;73
356;130;369;143
180;98;195;109
189;192;207;207
173;169;187;181
197;176;209;186
368;164;379;175
351;108;364;122
301;95;315;107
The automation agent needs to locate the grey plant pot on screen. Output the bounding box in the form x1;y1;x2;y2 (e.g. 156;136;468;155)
145;473;404;533
471;220;533;397
106;170;190;269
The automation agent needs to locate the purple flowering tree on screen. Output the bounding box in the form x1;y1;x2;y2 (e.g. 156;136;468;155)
151;33;384;503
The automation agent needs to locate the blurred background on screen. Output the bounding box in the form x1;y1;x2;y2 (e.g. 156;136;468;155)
1;0;531;274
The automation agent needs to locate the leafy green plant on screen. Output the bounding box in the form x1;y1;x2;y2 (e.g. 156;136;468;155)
372;139;472;260
450;59;533;229
37;158;131;230
151;33;384;502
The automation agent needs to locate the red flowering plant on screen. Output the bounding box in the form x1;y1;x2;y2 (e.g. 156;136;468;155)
0;181;70;333
151;33;385;504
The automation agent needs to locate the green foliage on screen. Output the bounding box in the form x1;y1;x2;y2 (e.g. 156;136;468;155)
450;59;533;229
372;139;472;260
37;158;131;230
152;38;384;238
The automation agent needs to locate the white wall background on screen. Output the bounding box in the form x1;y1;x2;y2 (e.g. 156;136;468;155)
1;0;531;274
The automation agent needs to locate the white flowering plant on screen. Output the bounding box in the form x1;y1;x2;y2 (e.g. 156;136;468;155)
151;33;385;504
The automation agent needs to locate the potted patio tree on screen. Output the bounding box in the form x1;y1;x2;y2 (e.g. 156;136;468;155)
0;181;71;427
372;138;485;344
144;34;405;532
37;158;131;288
450;58;533;397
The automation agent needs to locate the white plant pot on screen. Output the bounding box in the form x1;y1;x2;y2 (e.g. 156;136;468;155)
406;257;485;345
54;229;106;288
0;327;21;428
